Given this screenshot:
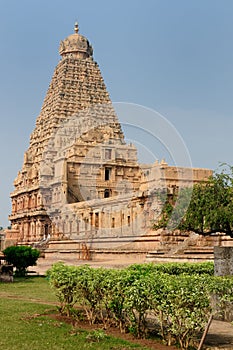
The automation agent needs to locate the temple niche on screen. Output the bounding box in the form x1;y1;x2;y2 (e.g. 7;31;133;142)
8;23;214;257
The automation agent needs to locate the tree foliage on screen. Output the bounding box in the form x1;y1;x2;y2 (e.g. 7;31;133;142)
154;165;233;237
3;245;40;277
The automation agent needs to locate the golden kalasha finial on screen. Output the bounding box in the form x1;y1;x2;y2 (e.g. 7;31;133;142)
74;22;79;34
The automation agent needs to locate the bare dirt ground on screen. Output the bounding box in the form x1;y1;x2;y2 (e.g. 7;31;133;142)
205;321;233;349
31;257;233;349
53;310;233;350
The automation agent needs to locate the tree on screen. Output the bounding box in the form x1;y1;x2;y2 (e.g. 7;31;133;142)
3;245;40;277
154;165;233;238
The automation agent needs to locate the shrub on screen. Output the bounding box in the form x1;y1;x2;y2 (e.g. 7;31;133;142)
47;262;228;350
47;262;81;316
3;245;40;277
75;266;113;325
127;262;214;276
163;275;211;349
208;275;233;320
124;273;153;338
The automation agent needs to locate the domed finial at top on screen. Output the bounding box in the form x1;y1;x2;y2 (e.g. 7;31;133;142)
74;22;79;34
59;22;93;58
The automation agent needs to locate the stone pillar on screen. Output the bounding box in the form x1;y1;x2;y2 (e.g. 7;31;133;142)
100;211;105;229
214;246;233;276
0;234;5;251
30;221;36;240
25;220;30;241
76;220;79;234
79;215;85;234
12;200;16;213
90;213;93;232
36;220;41;240
24;196;29;209
213;246;233;322
53;219;61;239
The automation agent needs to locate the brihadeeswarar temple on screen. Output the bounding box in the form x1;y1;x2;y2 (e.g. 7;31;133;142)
6;24;232;263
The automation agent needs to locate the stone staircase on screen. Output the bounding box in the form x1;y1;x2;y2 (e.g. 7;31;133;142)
146;246;214;263
146;232;214;263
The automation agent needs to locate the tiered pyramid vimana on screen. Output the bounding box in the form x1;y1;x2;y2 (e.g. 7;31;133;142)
8;23;214;260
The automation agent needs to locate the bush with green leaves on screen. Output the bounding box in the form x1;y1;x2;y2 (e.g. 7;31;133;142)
106;268;131;332
47;264;116;323
75;265;112;325
47;262;81;316
124;273;153;338
208;275;233;320
127;261;214;276
153;274;211;349
3;245;40;277
47;262;233;350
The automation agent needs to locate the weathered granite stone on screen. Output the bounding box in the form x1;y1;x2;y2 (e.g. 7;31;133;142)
214;246;233;276
0;265;13;283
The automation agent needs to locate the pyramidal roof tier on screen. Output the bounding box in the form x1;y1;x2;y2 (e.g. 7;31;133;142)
30;23;123;148
13;23;125;192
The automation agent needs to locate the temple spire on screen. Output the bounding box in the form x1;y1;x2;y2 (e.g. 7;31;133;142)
74;21;79;34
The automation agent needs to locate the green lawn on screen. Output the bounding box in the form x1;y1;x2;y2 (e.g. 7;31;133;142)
0;277;148;350
0;276;57;303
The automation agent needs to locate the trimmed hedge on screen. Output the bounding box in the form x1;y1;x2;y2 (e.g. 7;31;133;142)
47;261;232;350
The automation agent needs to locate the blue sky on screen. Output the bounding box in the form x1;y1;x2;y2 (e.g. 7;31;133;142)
0;0;233;226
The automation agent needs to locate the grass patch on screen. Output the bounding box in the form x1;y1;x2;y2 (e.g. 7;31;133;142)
0;276;57;303
0;277;148;350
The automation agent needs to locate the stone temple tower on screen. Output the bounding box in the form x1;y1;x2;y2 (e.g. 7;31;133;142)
9;23;140;244
8;23;214;259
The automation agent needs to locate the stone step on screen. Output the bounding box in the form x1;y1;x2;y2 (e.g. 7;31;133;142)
146;254;214;263
183;247;214;255
146;249;168;256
